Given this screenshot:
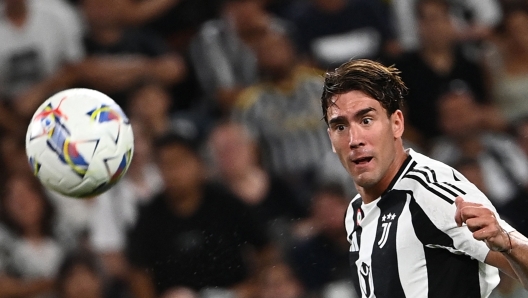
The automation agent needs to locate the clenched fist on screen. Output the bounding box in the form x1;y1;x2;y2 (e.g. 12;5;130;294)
454;196;512;253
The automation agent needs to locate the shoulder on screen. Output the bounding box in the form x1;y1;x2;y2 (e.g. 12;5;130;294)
234;84;268;111
294;65;325;78
32;0;82;30
397;150;484;205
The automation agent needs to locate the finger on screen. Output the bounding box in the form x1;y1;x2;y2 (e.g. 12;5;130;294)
459;206;493;225
454;197;464;227
465;217;493;233
455;196;464;208
454;197;482;226
472;219;503;240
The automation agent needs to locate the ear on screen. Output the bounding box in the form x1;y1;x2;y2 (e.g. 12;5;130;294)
391;110;404;139
327;128;336;153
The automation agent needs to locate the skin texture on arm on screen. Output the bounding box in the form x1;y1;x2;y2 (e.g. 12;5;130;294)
455;196;528;289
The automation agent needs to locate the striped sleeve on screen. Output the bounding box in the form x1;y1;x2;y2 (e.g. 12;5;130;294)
398;169;513;262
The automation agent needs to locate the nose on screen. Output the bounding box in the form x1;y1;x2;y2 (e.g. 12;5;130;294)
348;124;364;149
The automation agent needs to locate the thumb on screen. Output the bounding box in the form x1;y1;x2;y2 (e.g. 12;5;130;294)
454;196;465;227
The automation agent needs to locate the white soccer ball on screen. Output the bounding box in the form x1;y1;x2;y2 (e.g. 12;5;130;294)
25;88;134;198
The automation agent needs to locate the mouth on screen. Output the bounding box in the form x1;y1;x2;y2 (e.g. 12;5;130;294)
352;156;373;165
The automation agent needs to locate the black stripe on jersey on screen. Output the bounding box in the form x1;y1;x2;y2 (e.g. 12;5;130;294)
452;170;461;181
423;166;467;196
442;182;466;195
409;168;463;198
404;174;454;204
409;196;481;298
349;198;363;297
371;190;407;298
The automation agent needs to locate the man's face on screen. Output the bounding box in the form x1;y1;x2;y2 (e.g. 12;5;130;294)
438;91;480;138
326;91;404;189
417;2;456;49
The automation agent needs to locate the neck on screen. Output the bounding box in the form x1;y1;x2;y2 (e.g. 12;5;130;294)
358;145;408;204
148;117;171;138
507;41;528;59
269;65;296;90
420;47;454;74
166;188;203;217
6;1;28;27
126;163;144;182
90;27;123;46
458;134;483;157
225;166;269;204
23;225;43;240
225;164;260;181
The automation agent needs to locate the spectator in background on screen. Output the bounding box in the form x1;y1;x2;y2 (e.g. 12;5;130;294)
190;0;291;116
127;82;175;138
0;173;66;298
511;115;528;159
389;0;502;52
0;0;84;133
127;131;275;298
0;134;34;176
0;134;88;254
289;0;400;69
483;0;528;124
141;0;224;53
207;121;307;249
255;262;307;298
394;0;499;147
288;183;352;297
430;86;528;235
77;0;187;111
126;82;214;143
89;119;163;295
55;251;111;298
232;31;331;200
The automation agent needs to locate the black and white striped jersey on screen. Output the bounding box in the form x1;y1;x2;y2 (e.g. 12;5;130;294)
345;149;515;298
232;66;331;176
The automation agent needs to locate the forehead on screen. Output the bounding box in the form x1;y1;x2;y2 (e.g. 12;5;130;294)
327;90;384;118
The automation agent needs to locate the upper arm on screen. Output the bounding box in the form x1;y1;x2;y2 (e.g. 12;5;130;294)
400;175;494;261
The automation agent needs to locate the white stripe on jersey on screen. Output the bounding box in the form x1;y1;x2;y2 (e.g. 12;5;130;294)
395;193;429;297
355;201;379;298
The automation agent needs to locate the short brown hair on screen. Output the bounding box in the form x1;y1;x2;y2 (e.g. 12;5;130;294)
321;59;407;123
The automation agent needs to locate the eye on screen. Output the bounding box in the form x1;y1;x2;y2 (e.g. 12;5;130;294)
336;124;345;131
362;118;372;125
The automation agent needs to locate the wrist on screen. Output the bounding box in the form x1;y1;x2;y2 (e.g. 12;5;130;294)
500;229;513;255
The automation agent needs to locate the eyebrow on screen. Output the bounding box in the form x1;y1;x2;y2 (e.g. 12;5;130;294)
328;107;376;125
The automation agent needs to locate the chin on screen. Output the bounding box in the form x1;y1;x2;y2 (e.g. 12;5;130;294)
353;173;379;189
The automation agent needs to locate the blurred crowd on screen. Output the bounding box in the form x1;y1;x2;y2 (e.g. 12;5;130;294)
0;0;528;297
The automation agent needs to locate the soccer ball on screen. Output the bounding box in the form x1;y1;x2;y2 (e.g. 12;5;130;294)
25;88;134;198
